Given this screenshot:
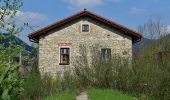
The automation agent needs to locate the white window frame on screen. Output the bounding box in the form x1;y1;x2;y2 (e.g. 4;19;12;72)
59;46;71;65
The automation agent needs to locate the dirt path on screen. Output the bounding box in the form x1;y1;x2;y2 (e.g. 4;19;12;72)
76;91;88;100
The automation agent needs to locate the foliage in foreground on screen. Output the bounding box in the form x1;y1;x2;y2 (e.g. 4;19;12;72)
21;69;80;100
73;42;170;100
19;36;170;100
0;0;24;99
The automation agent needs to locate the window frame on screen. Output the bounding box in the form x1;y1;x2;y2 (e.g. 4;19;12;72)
81;24;90;32
101;48;112;61
59;47;70;65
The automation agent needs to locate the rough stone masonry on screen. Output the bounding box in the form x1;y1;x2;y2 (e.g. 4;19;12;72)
38;17;132;77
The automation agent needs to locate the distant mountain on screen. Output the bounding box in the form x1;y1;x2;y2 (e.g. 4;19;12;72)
133;38;156;53
163;34;170;39
0;33;33;52
133;34;170;53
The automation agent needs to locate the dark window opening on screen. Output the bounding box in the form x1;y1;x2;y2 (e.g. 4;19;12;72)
82;24;89;32
122;51;128;55
60;48;70;65
101;48;111;61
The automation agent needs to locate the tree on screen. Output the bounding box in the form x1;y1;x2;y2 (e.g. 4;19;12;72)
0;0;23;99
137;17;170;100
137;17;170;48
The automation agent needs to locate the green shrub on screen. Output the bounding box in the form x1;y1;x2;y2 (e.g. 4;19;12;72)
21;39;170;100
22;73;58;99
0;63;24;100
22;68;80;99
73;42;170;99
74;44;130;88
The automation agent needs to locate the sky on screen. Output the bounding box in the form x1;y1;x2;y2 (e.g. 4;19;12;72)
14;0;170;45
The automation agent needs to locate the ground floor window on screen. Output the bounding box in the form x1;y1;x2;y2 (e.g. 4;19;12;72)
60;48;70;65
101;48;111;61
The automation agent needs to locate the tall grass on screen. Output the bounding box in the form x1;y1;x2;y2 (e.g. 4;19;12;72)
73;43;170;99
21;68;80;99
22;39;170;100
73;44;131;89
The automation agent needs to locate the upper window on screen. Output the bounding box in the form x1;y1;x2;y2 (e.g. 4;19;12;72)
82;24;89;32
101;48;111;61
60;48;70;65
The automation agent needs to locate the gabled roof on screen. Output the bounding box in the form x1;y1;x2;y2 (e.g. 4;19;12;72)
28;9;142;43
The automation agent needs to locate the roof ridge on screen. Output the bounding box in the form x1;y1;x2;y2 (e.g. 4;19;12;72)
28;9;142;43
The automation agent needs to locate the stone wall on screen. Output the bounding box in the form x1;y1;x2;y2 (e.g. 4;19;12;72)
38;17;132;77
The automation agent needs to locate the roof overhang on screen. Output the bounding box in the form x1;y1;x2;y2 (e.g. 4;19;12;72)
28;9;142;43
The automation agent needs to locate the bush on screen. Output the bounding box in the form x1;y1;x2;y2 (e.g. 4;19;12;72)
22;73;55;99
73;43;170;99
22;68;80;99
0;63;24;100
74;44;130;89
21;40;170;99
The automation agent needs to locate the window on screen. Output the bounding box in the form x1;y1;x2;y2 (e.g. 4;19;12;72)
122;50;128;55
82;24;89;32
101;48;111;61
60;48;70;65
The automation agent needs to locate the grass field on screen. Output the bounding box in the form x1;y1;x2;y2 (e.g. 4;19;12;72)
44;88;137;100
44;90;76;100
88;88;138;100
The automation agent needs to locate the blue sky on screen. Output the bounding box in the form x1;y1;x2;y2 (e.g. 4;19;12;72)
16;0;170;44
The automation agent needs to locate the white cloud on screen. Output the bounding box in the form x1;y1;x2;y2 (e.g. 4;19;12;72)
108;0;121;3
66;0;103;8
158;25;170;37
16;11;48;24
165;25;170;33
0;10;48;30
15;11;49;43
64;0;120;8
167;25;170;32
129;7;145;14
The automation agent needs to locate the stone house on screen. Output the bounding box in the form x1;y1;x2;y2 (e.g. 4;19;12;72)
28;9;142;77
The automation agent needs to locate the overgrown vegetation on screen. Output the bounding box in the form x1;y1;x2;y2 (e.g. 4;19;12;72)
73;44;129;89
0;0;24;99
21;64;80;99
73;37;170;99
0;1;170;99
